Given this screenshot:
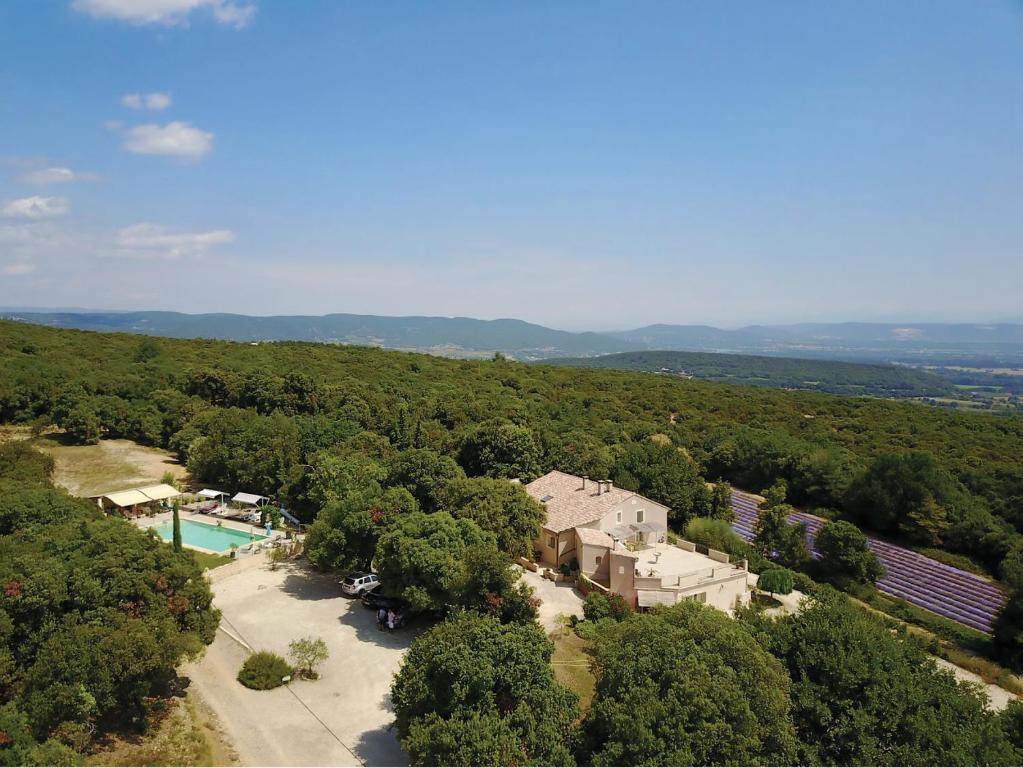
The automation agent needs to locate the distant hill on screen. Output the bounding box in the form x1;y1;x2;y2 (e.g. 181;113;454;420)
3;310;1023;366
0;310;637;360
541;350;958;398
607;322;1023;365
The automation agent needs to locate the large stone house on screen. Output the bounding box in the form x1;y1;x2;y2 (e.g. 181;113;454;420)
525;470;749;613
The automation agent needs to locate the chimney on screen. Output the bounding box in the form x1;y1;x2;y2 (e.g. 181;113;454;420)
581;475;588;492
596;480;602;496
606;480;613;493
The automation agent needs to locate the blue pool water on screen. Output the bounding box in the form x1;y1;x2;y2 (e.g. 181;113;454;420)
154;519;267;552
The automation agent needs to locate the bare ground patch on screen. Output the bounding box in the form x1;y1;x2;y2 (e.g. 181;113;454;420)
34;435;189;496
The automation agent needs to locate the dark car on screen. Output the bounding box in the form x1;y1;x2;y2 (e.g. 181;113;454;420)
360;585;406;611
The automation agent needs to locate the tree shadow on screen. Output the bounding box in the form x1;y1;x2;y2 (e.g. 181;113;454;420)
278;562;344;601
353;694;408;767
337;601;426;649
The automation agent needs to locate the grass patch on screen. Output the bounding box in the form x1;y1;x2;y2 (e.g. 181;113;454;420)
850;584;993;656
87;694;236;766
550;626;596;713
192;550;233;570
29;434;187;497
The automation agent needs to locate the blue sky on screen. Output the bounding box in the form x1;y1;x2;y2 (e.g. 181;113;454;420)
1;1;1021;328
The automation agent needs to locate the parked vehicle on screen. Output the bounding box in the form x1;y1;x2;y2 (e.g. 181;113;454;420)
360;586;406;611
340;571;379;596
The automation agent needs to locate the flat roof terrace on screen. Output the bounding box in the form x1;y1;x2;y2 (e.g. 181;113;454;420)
631;542;745;586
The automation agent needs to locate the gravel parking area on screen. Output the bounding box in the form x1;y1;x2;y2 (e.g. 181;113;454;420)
182;561;416;766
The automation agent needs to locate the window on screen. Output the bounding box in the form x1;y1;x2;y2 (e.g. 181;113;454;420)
616;511;622;523
547;535;556;549
618;566;625;575
595;556;602;566
637;509;645;523
688;592;707;603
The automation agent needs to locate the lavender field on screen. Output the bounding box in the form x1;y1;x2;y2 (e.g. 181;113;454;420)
731;490;1006;633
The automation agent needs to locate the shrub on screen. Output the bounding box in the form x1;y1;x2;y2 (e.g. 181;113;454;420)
583;592;632;622
237;651;294;690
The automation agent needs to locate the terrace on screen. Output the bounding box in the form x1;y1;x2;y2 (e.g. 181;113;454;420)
626;540;749;610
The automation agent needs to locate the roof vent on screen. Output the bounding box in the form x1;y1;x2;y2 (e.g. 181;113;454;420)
540;494;553;503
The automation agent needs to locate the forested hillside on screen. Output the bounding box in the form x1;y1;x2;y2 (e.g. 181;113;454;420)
1;319;1021;550
542;350;956;398
2;320;1023;655
4;320;1023;763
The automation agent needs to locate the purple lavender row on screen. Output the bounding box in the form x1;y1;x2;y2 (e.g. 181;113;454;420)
729;491;1005;634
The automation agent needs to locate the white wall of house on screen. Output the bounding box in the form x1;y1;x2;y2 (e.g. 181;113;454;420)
595;497;669;540
670;573;750;612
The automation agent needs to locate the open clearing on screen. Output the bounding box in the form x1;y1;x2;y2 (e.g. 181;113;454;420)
34;435;188;496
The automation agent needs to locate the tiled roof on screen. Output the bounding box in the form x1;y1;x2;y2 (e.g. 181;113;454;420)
574;526;614;547
526;470;640;533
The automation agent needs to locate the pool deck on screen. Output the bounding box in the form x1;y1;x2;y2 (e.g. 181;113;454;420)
133;510;282;555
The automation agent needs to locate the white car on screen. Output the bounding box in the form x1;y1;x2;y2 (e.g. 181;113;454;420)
340;571;379;596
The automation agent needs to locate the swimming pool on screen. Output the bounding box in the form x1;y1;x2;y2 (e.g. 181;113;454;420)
153;519;268;553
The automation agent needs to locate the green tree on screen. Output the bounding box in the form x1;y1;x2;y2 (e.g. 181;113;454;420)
386;449;466;512
815;519;883;586
172;502;182;553
438;477;545;557
288;637;329;680
457;421;543;481
305;486;416;572
754;503;810;570
391;612;578;766
578;601;798;765
708;481;734;521
757;567;794;596
684;517;746;554
62;403;101;445
612;440;712;527
375;511;496;613
746;590;1017;765
993;593;1023;669
847;452;958;541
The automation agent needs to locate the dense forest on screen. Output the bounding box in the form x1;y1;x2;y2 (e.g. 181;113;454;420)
4;320;1023;763
1;320;1023;655
0;441;218;765
541;350;957;397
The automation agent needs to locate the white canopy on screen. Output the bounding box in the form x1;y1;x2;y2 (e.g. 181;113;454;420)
232;492;269;506
103;489;152;508
197;489;229;499
137;484;181;502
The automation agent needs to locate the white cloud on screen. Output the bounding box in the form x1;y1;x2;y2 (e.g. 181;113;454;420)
16;166;99;185
2;263;35;276
114;223;235;258
72;0;255;29
2;196;70;219
145;92;172;110
122;92;172;111
119;121;214;159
